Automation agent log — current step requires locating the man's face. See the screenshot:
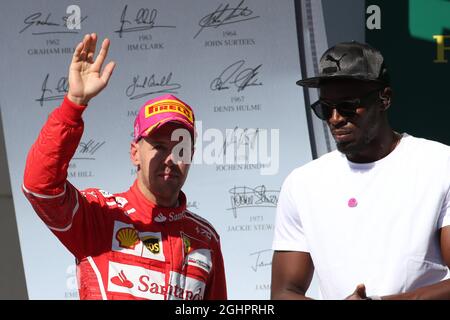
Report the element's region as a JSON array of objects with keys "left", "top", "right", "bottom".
[
  {"left": 319, "top": 80, "right": 384, "bottom": 155},
  {"left": 131, "top": 122, "right": 192, "bottom": 204}
]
